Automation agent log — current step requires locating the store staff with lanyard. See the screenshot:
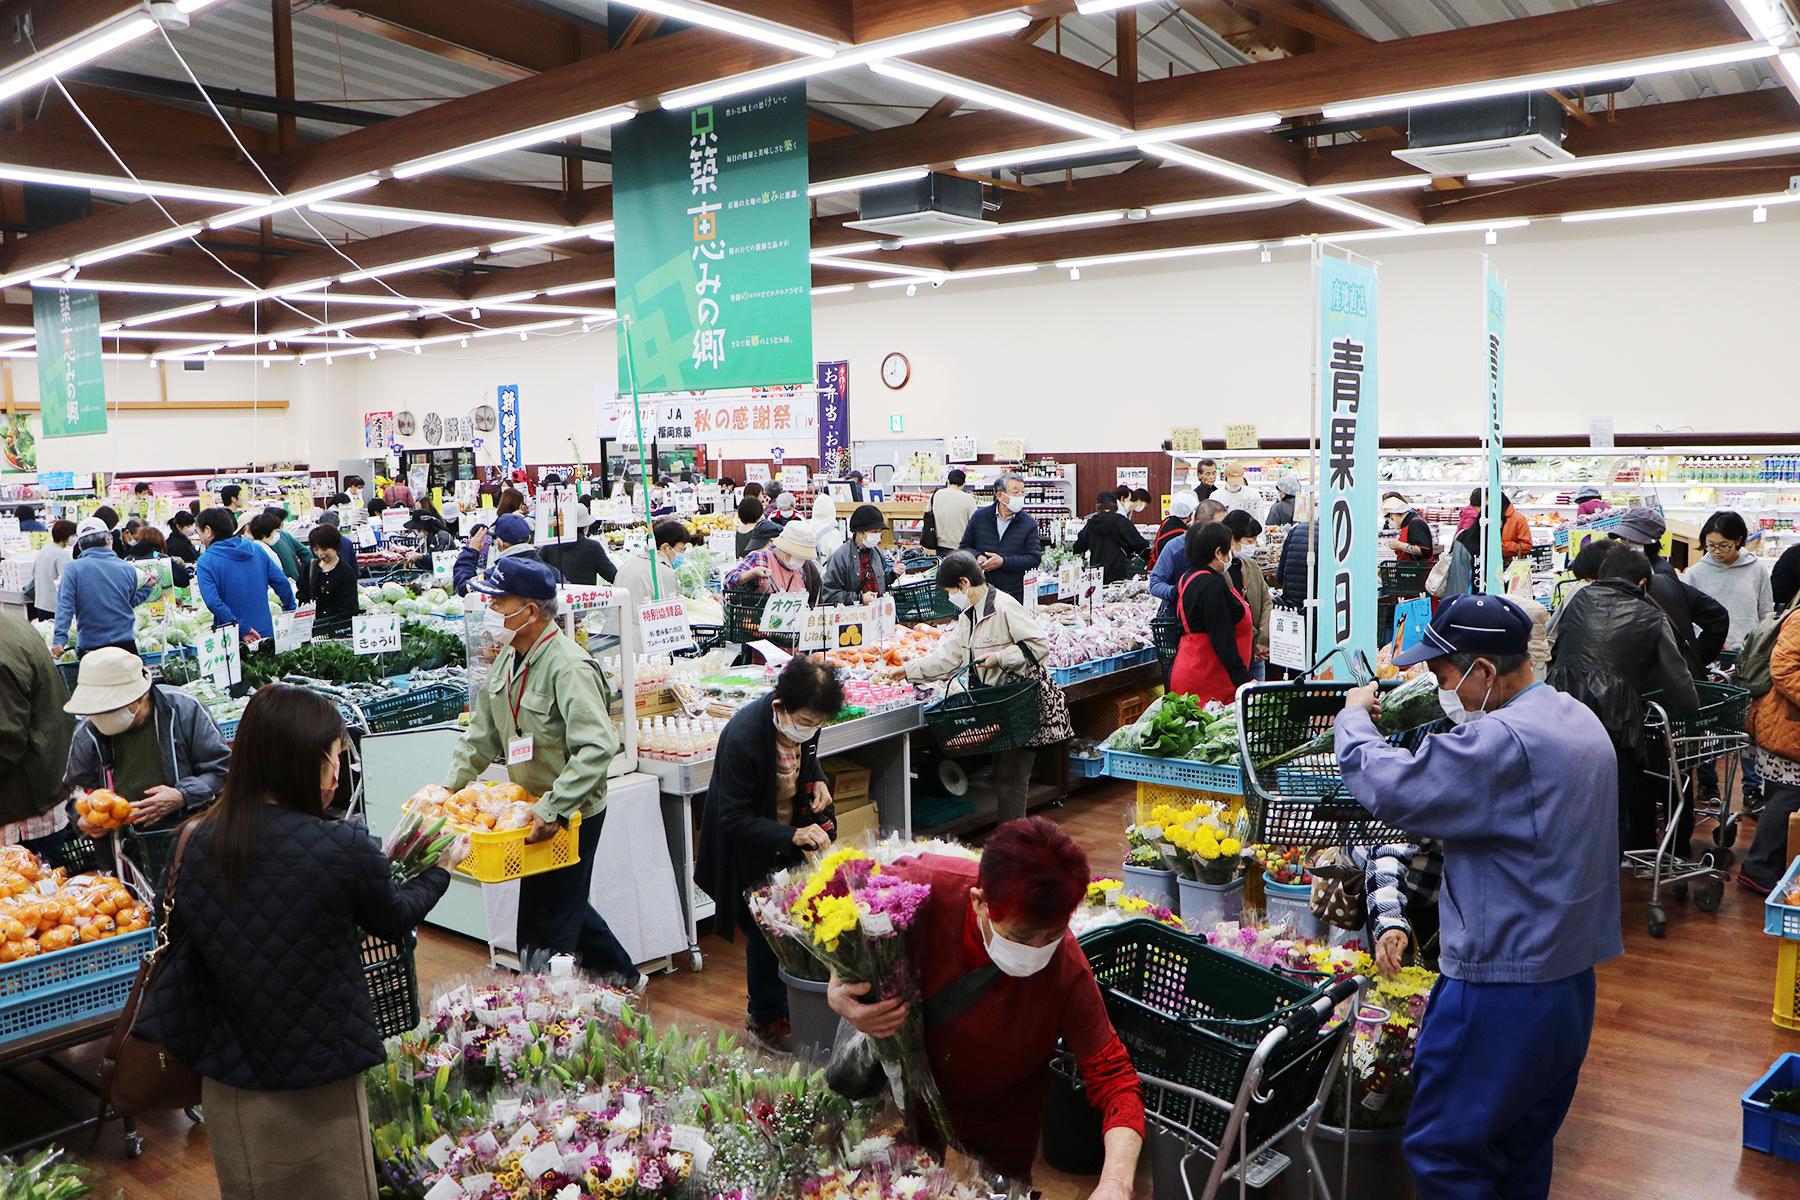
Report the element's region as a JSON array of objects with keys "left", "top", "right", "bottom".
[
  {"left": 1168, "top": 523, "right": 1254, "bottom": 705},
  {"left": 441, "top": 558, "right": 636, "bottom": 979},
  {"left": 1334, "top": 595, "right": 1621, "bottom": 1200}
]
